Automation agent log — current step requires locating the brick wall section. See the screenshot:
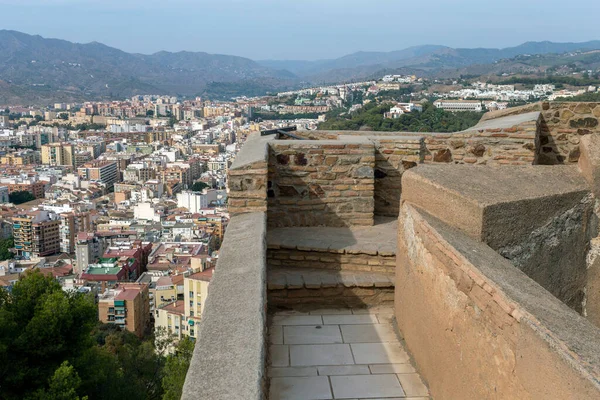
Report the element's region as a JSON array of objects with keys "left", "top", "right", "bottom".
[
  {"left": 538, "top": 102, "right": 600, "bottom": 164},
  {"left": 396, "top": 203, "right": 600, "bottom": 399},
  {"left": 228, "top": 159, "right": 269, "bottom": 214},
  {"left": 480, "top": 101, "right": 600, "bottom": 165},
  {"left": 267, "top": 140, "right": 375, "bottom": 227},
  {"left": 369, "top": 137, "right": 424, "bottom": 216},
  {"left": 267, "top": 247, "right": 395, "bottom": 274},
  {"left": 268, "top": 286, "right": 395, "bottom": 308},
  {"left": 421, "top": 119, "right": 537, "bottom": 165}
]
